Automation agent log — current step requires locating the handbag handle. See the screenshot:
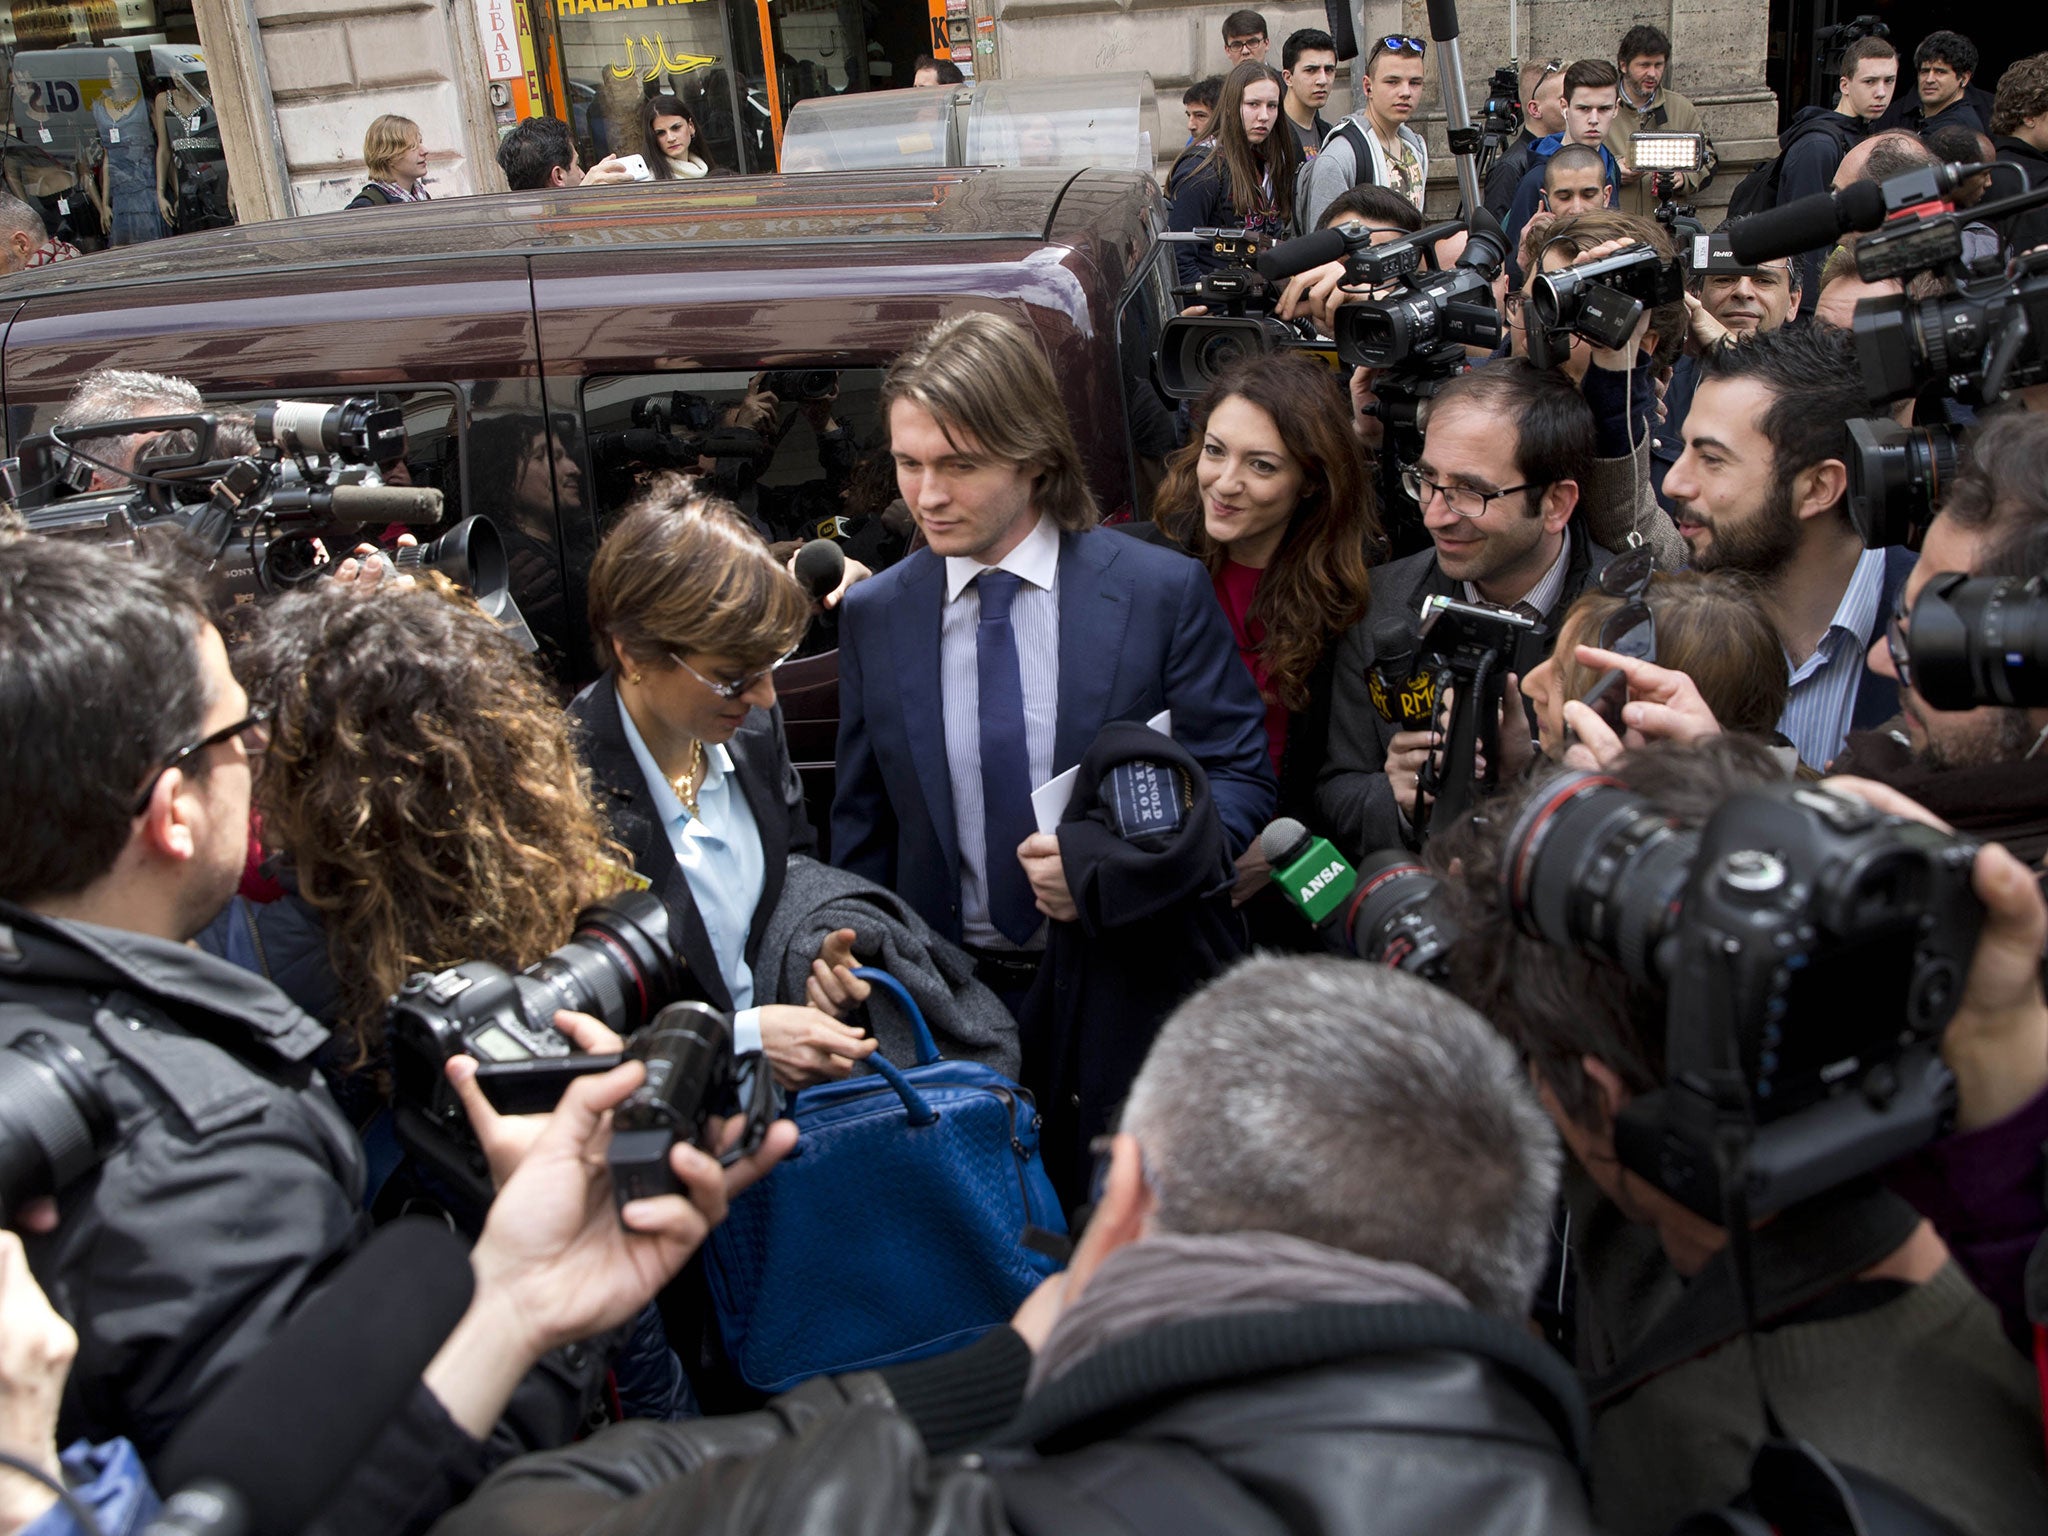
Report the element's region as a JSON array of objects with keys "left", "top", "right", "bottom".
[{"left": 850, "top": 967, "right": 943, "bottom": 1067}]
